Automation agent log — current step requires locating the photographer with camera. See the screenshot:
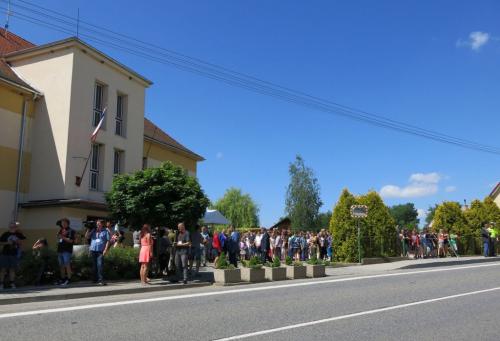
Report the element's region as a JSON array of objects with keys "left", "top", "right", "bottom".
[
  {"left": 85, "top": 219, "right": 110, "bottom": 285},
  {"left": 56, "top": 218, "right": 75, "bottom": 286}
]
